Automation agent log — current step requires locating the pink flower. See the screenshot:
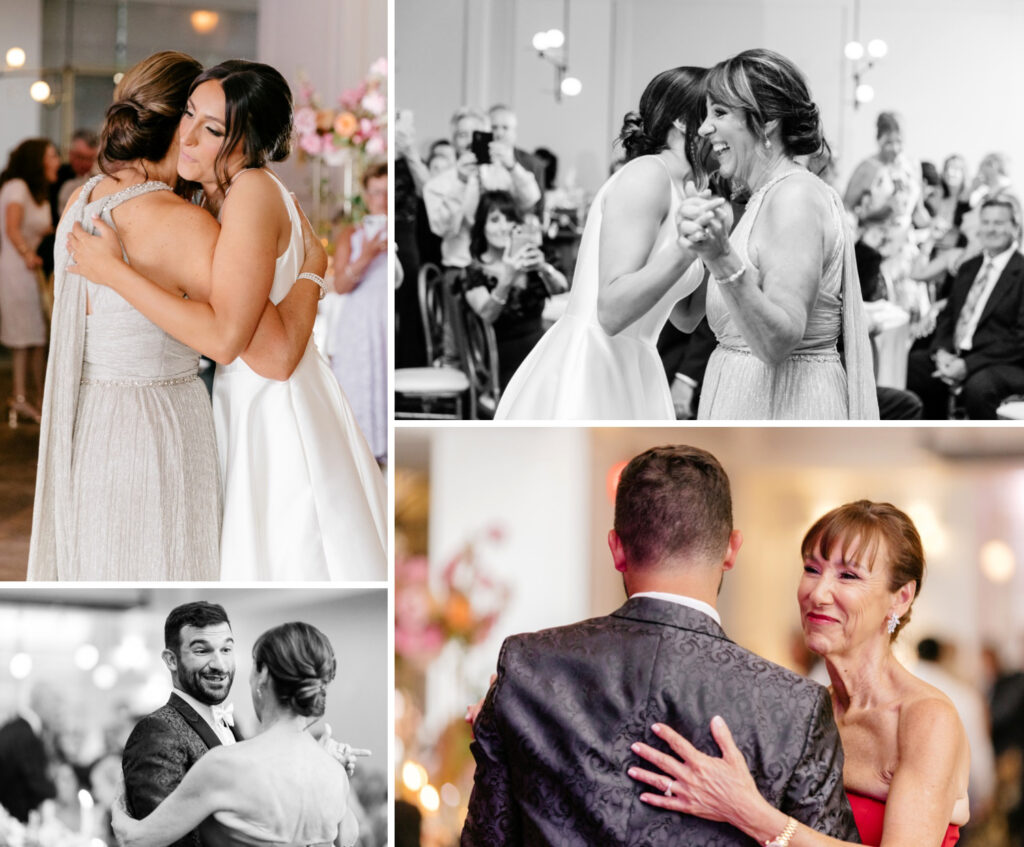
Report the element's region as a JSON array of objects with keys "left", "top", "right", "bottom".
[
  {"left": 339, "top": 83, "right": 366, "bottom": 111},
  {"left": 361, "top": 90, "right": 386, "bottom": 116},
  {"left": 369, "top": 57, "right": 388, "bottom": 78},
  {"left": 365, "top": 135, "right": 385, "bottom": 157},
  {"left": 299, "top": 133, "right": 323, "bottom": 156},
  {"left": 294, "top": 106, "right": 318, "bottom": 136}
]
